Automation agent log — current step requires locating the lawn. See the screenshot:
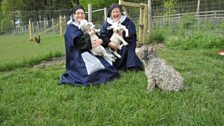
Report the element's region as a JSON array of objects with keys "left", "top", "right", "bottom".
[
  {"left": 0, "top": 33, "right": 224, "bottom": 125},
  {"left": 0, "top": 34, "right": 65, "bottom": 71}
]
